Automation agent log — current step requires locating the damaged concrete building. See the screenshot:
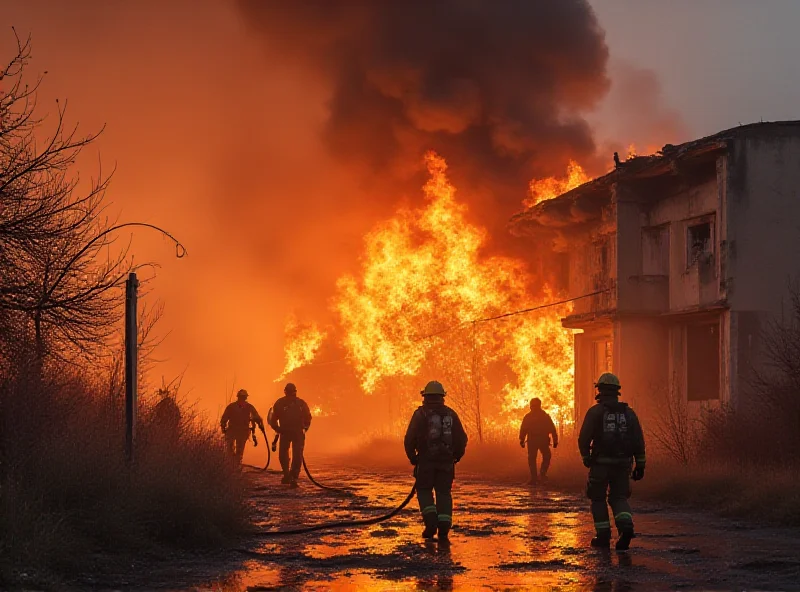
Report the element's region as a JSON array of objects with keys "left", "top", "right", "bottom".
[{"left": 510, "top": 121, "right": 800, "bottom": 423}]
